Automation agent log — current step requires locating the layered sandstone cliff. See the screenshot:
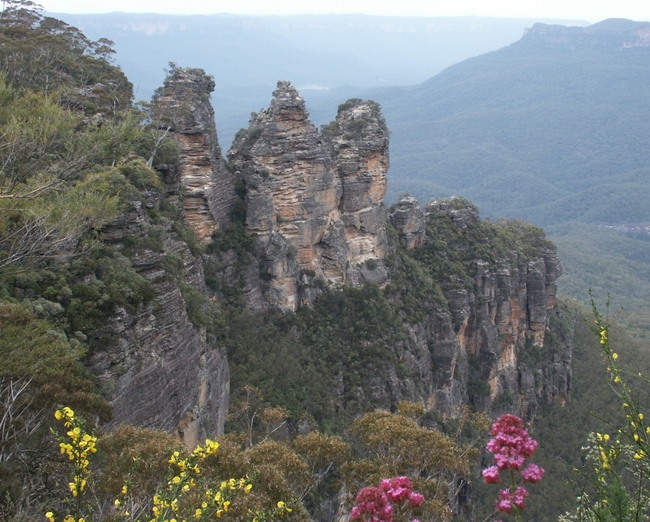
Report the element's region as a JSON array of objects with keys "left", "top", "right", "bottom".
[
  {"left": 388, "top": 196, "right": 569, "bottom": 420},
  {"left": 87, "top": 193, "right": 229, "bottom": 449},
  {"left": 85, "top": 67, "right": 235, "bottom": 445},
  {"left": 88, "top": 73, "right": 569, "bottom": 442},
  {"left": 152, "top": 66, "right": 236, "bottom": 239},
  {"left": 228, "top": 82, "right": 389, "bottom": 310}
]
